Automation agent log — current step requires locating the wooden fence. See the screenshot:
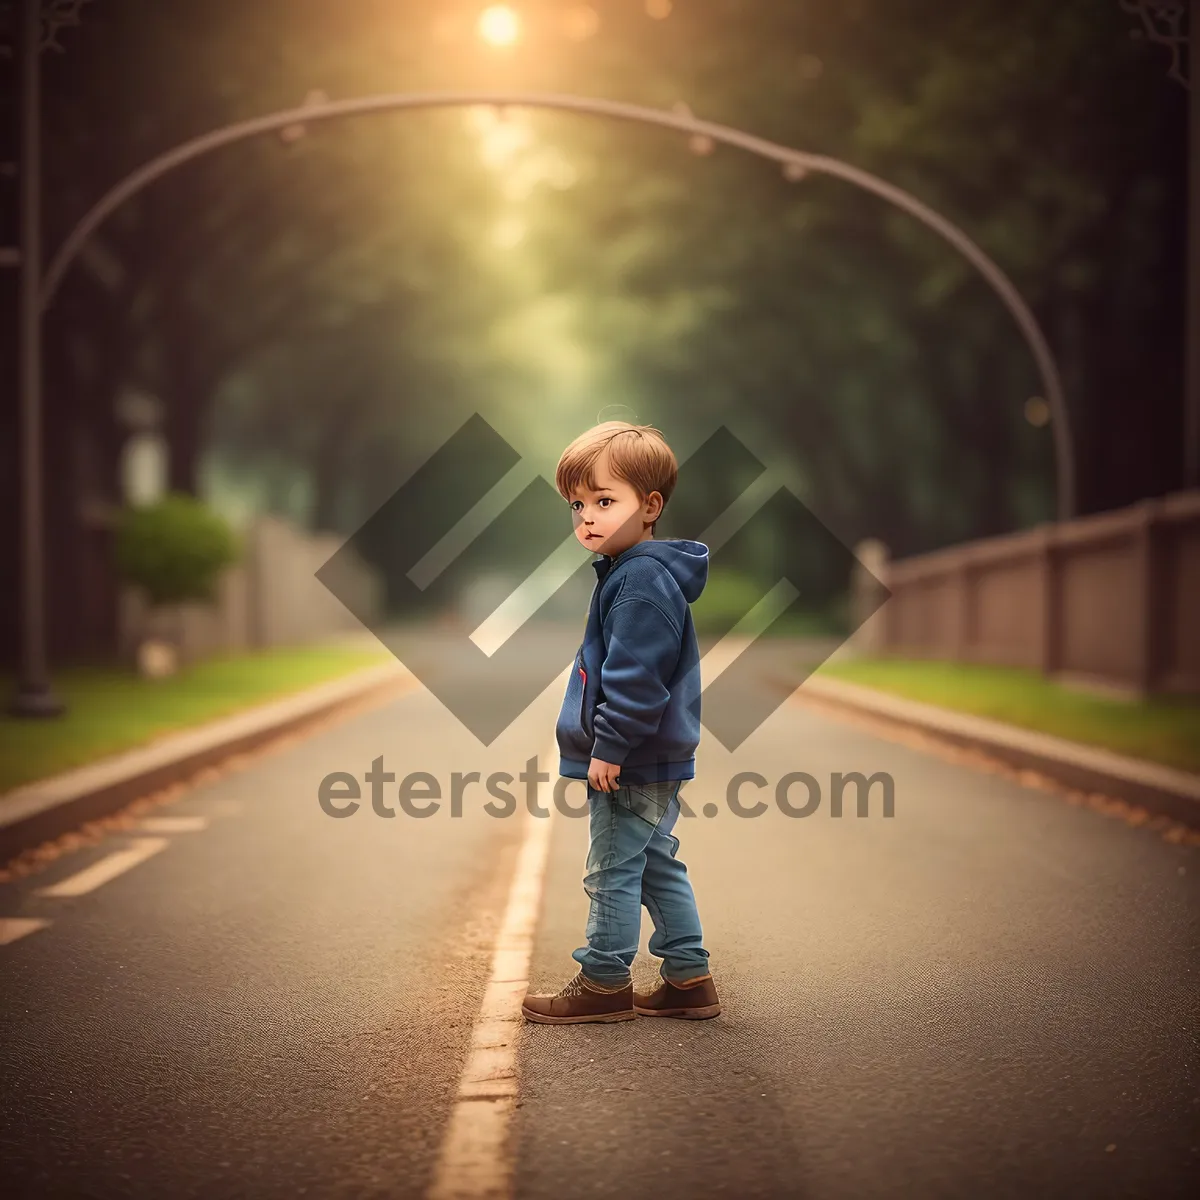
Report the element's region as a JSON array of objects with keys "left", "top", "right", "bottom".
[{"left": 852, "top": 490, "right": 1200, "bottom": 698}]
